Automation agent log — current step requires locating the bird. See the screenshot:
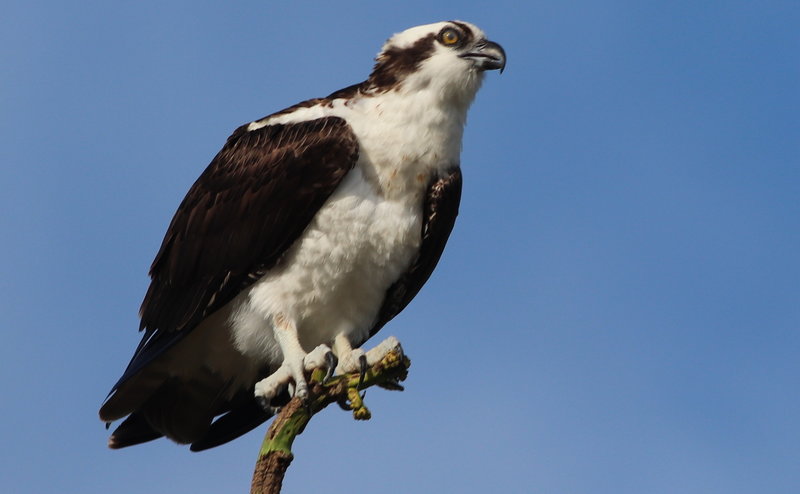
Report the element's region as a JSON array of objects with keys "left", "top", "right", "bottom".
[{"left": 99, "top": 20, "right": 505, "bottom": 451}]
